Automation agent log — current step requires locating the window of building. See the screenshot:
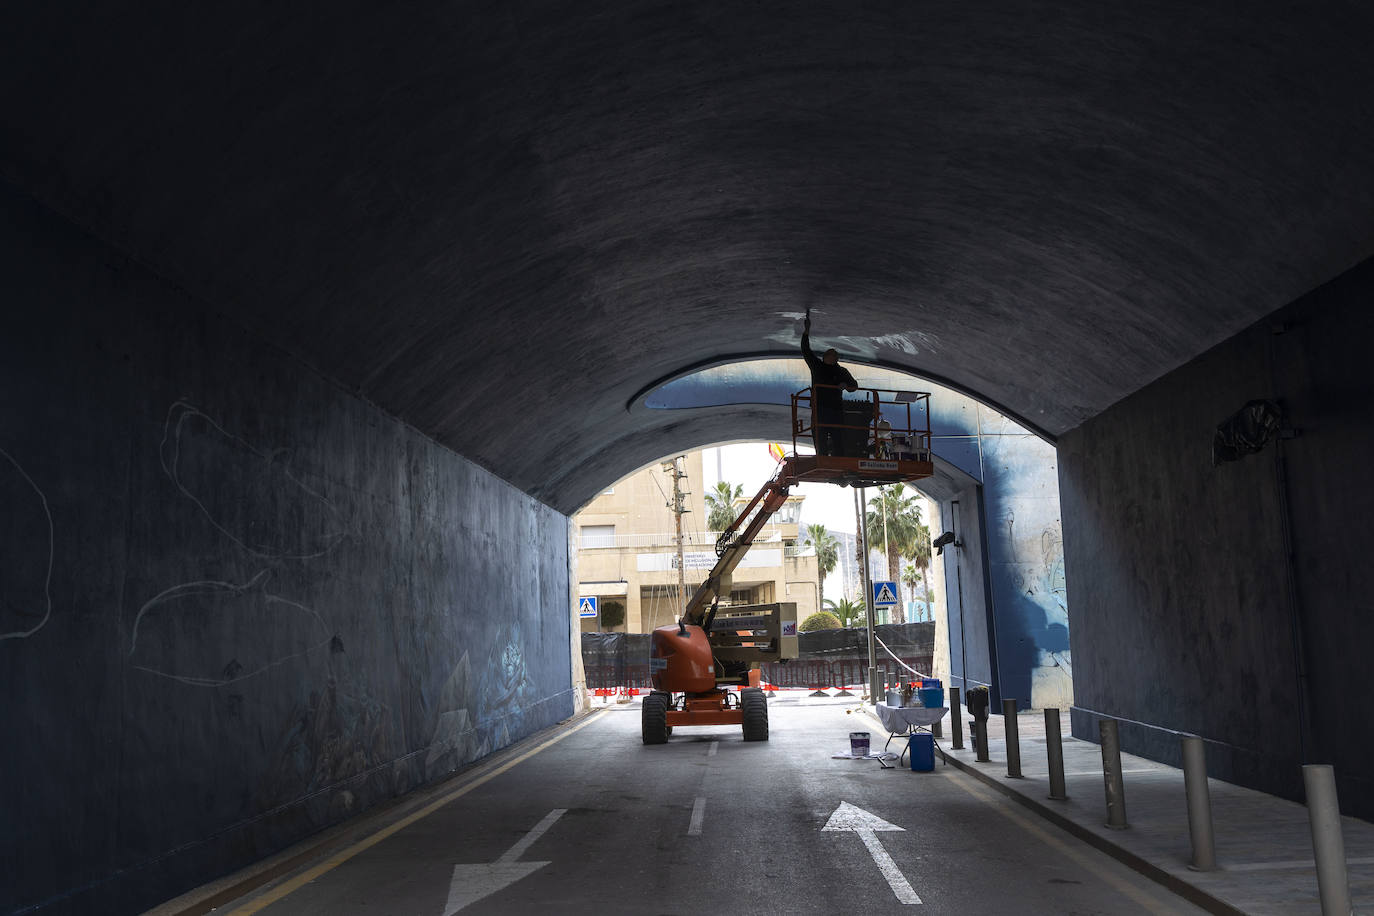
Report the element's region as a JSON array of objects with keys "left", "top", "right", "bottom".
[{"left": 580, "top": 525, "right": 616, "bottom": 548}]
